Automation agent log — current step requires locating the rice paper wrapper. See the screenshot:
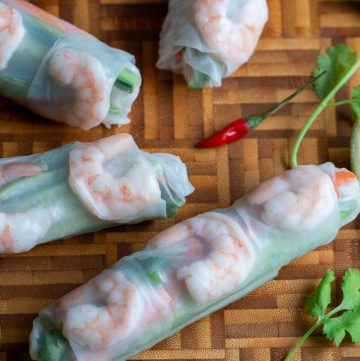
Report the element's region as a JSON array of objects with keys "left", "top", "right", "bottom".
[{"left": 29, "top": 163, "right": 360, "bottom": 361}]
